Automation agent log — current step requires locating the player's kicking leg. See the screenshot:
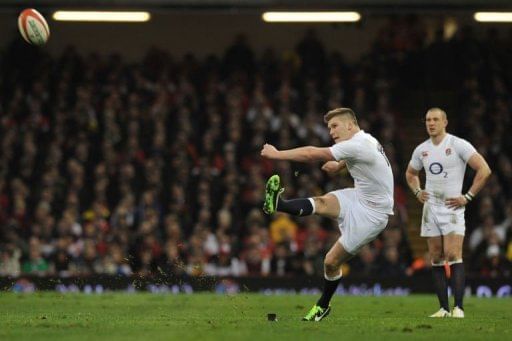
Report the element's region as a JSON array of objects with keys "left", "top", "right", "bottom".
[
  {"left": 263, "top": 174, "right": 338, "bottom": 219},
  {"left": 263, "top": 174, "right": 345, "bottom": 321},
  {"left": 263, "top": 175, "right": 284, "bottom": 215},
  {"left": 263, "top": 174, "right": 318, "bottom": 216}
]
